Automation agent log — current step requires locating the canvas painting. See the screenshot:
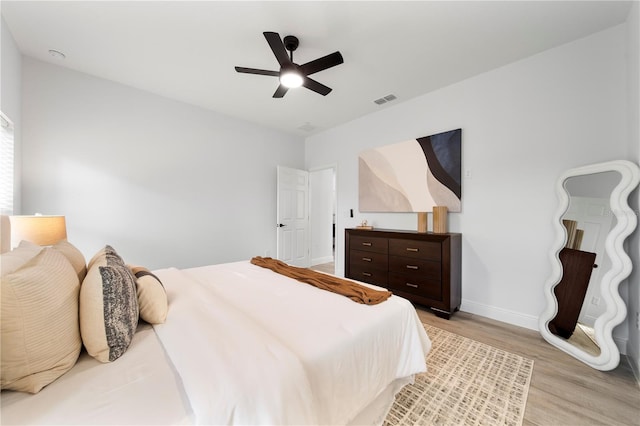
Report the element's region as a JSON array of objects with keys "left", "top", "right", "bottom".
[{"left": 359, "top": 128, "right": 461, "bottom": 212}]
